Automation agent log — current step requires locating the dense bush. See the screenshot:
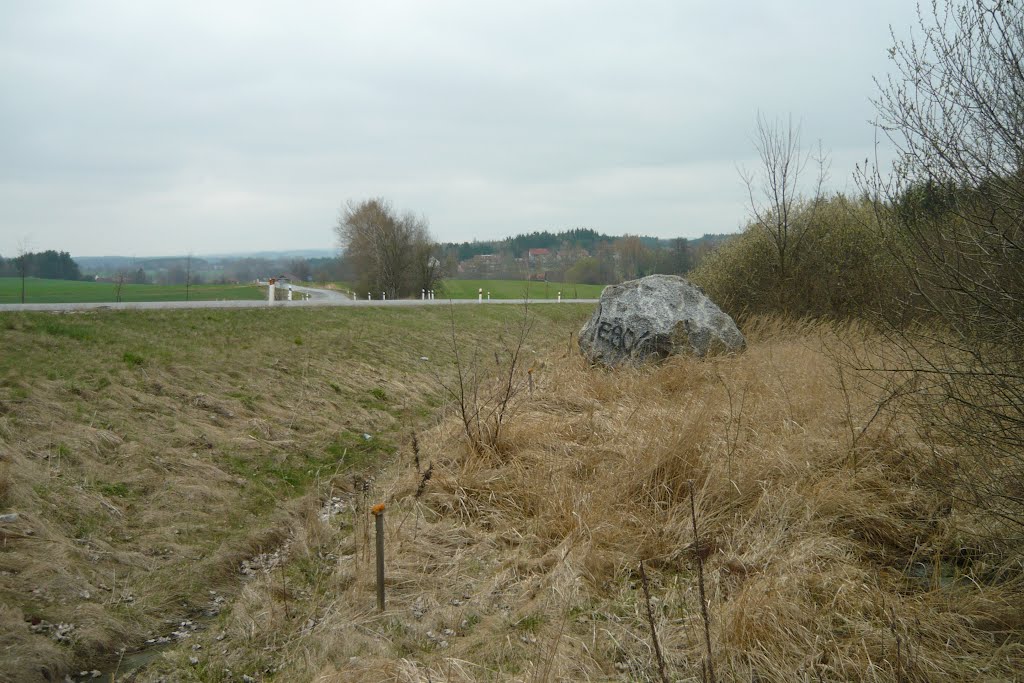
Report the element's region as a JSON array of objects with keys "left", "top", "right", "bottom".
[{"left": 690, "top": 195, "right": 904, "bottom": 321}]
